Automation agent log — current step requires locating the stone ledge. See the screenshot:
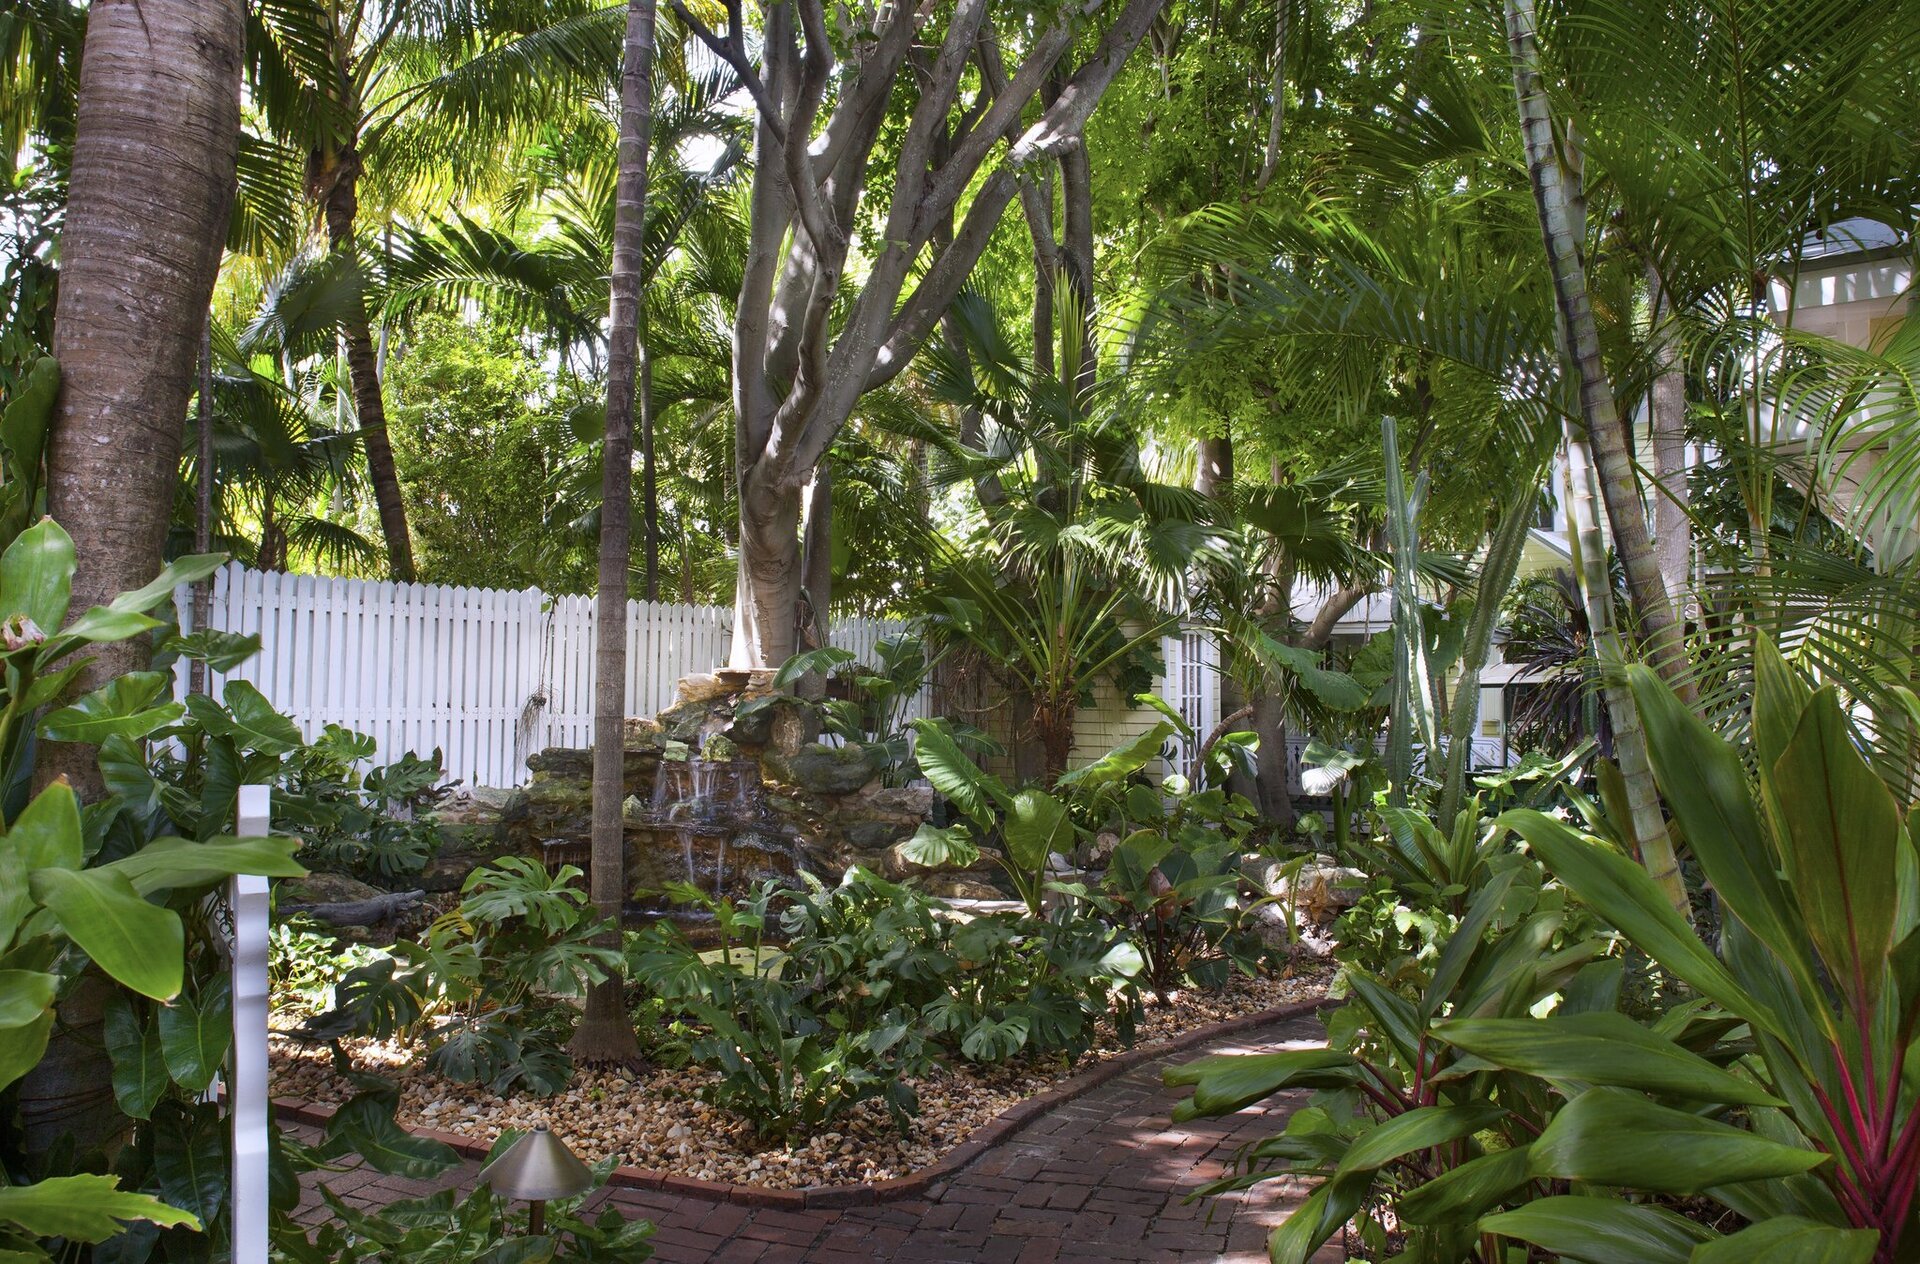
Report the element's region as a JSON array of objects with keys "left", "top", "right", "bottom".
[{"left": 274, "top": 993, "right": 1330, "bottom": 1212}]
